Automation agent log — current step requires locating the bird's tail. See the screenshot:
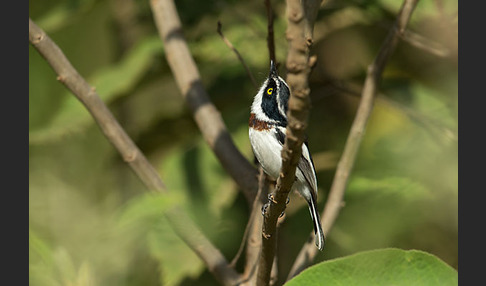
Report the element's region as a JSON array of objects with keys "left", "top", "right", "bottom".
[{"left": 307, "top": 196, "right": 325, "bottom": 251}]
